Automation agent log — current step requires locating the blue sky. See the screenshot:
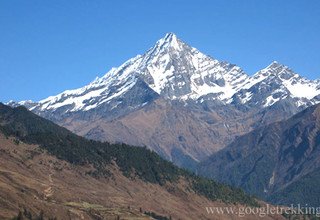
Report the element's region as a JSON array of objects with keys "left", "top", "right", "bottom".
[{"left": 1, "top": 0, "right": 320, "bottom": 102}]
